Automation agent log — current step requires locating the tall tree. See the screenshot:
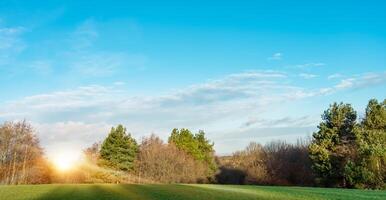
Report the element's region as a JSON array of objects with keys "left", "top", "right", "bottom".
[
  {"left": 309, "top": 102, "right": 358, "bottom": 187},
  {"left": 345, "top": 99, "right": 386, "bottom": 189},
  {"left": 100, "top": 125, "right": 138, "bottom": 171},
  {"left": 363, "top": 99, "right": 386, "bottom": 130}
]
